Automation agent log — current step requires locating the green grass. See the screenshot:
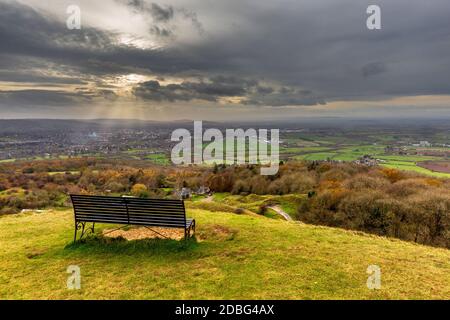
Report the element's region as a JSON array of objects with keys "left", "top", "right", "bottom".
[
  {"left": 262, "top": 208, "right": 284, "bottom": 220},
  {"left": 293, "top": 145, "right": 386, "bottom": 162},
  {"left": 0, "top": 159, "right": 16, "bottom": 163},
  {"left": 212, "top": 192, "right": 230, "bottom": 202},
  {"left": 377, "top": 155, "right": 441, "bottom": 162},
  {"left": 0, "top": 187, "right": 26, "bottom": 198},
  {"left": 0, "top": 209, "right": 448, "bottom": 299},
  {"left": 212, "top": 193, "right": 305, "bottom": 217},
  {"left": 376, "top": 155, "right": 450, "bottom": 178},
  {"left": 381, "top": 161, "right": 450, "bottom": 178},
  {"left": 190, "top": 194, "right": 207, "bottom": 202},
  {"left": 286, "top": 141, "right": 450, "bottom": 178},
  {"left": 143, "top": 153, "right": 170, "bottom": 165},
  {"left": 294, "top": 152, "right": 339, "bottom": 161}
]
